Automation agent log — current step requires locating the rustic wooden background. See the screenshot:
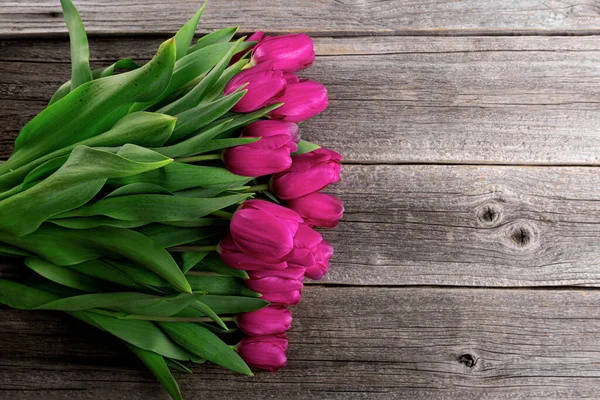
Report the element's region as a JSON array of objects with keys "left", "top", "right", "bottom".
[{"left": 2, "top": 1, "right": 600, "bottom": 399}]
